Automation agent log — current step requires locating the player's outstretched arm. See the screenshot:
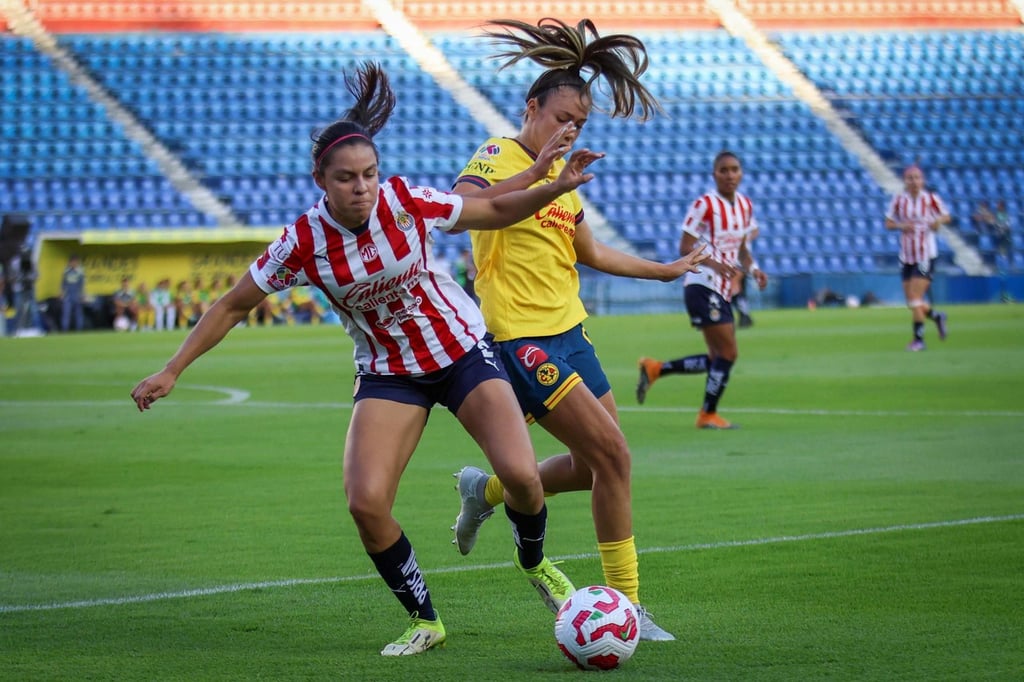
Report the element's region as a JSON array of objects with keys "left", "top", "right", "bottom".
[
  {"left": 575, "top": 222, "right": 708, "bottom": 281},
  {"left": 131, "top": 273, "right": 267, "bottom": 412}
]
